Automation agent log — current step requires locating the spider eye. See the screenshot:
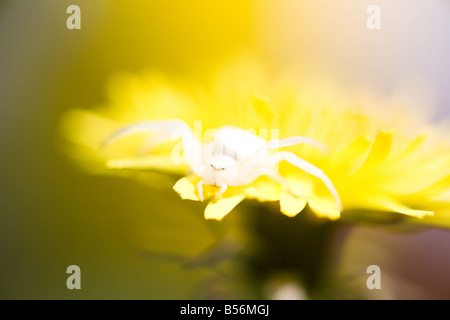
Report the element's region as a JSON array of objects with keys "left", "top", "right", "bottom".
[
  {"left": 210, "top": 163, "right": 226, "bottom": 171},
  {"left": 210, "top": 155, "right": 234, "bottom": 171}
]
